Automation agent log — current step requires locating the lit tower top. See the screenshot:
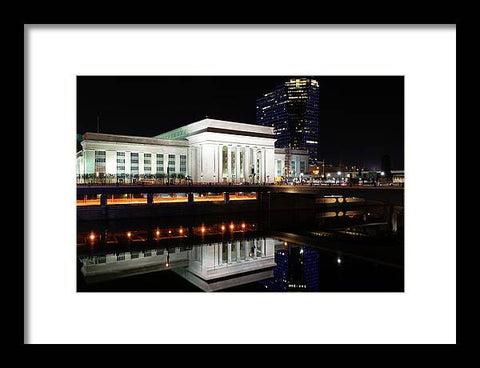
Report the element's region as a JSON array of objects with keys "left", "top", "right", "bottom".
[{"left": 256, "top": 77, "right": 320, "bottom": 166}]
